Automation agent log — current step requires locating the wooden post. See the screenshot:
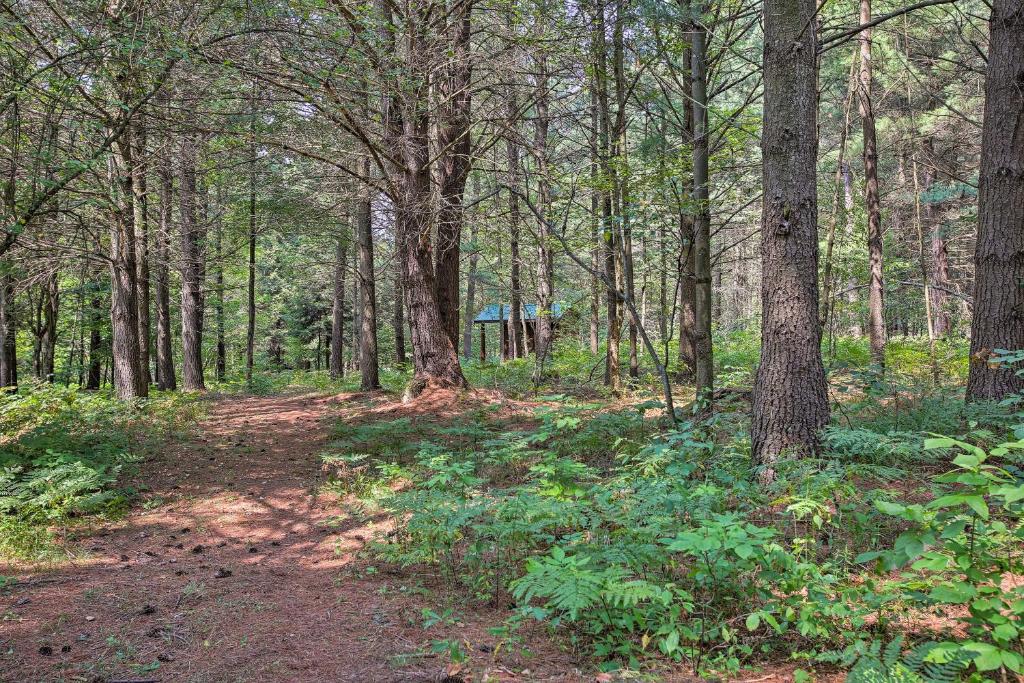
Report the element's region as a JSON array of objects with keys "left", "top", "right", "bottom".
[{"left": 479, "top": 323, "right": 486, "bottom": 363}]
